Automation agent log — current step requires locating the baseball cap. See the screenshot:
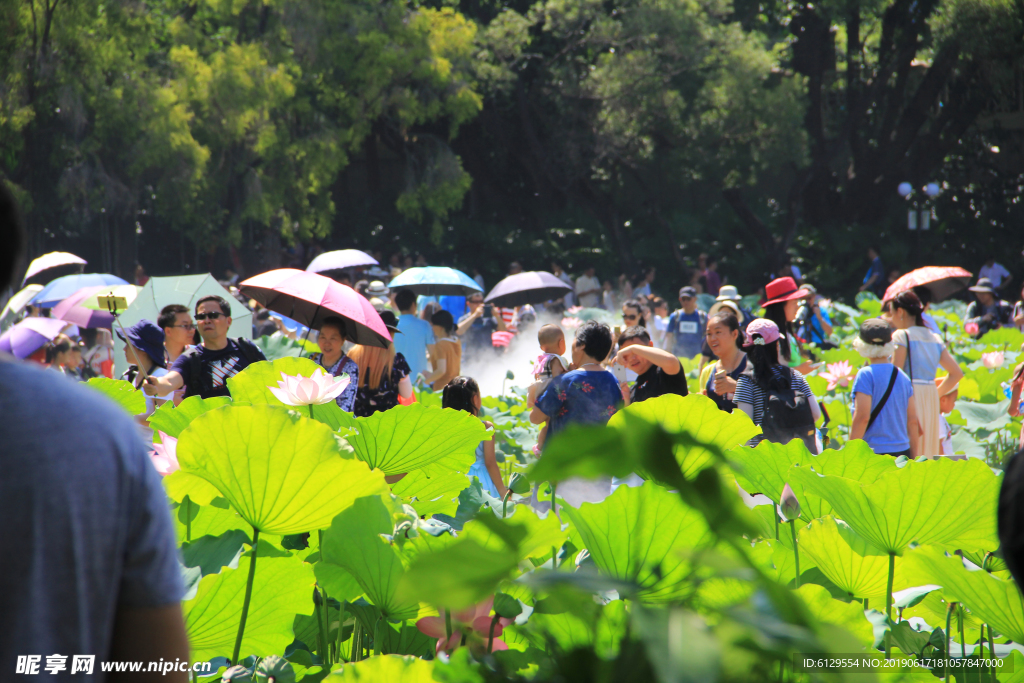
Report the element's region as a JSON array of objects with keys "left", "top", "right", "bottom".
[
  {"left": 859, "top": 317, "right": 893, "bottom": 345},
  {"left": 679, "top": 286, "right": 697, "bottom": 299}
]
